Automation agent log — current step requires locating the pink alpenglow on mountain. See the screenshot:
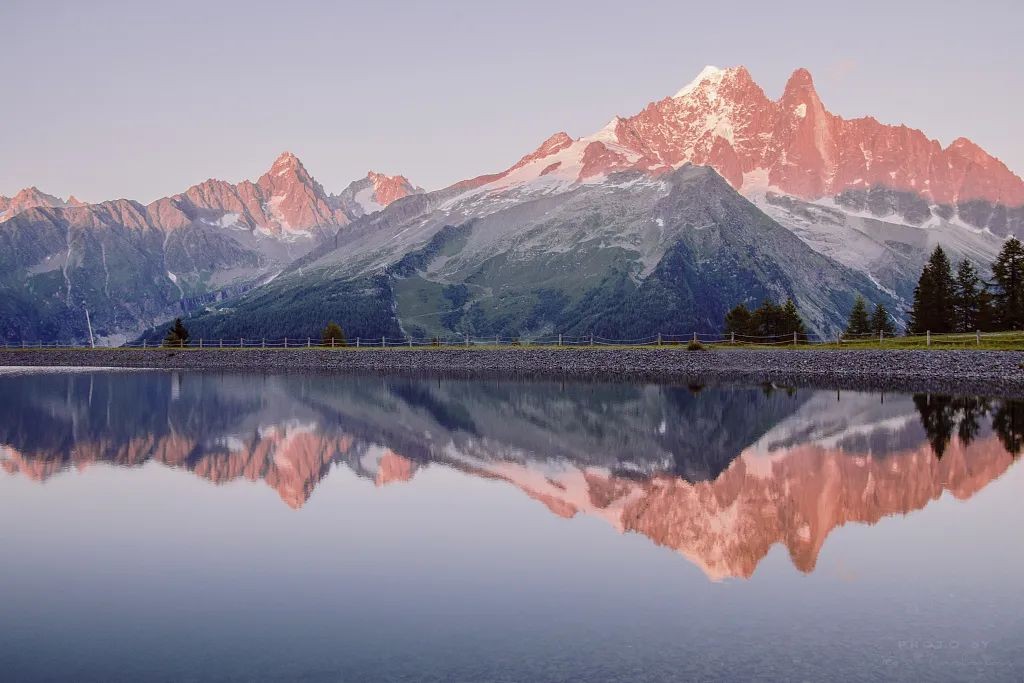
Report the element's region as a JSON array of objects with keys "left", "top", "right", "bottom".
[
  {"left": 173, "top": 151, "right": 349, "bottom": 236},
  {"left": 0, "top": 187, "right": 80, "bottom": 219},
  {"left": 332, "top": 171, "right": 423, "bottom": 219},
  {"left": 367, "top": 171, "right": 419, "bottom": 207},
  {"left": 145, "top": 151, "right": 418, "bottom": 237},
  {"left": 490, "top": 66, "right": 1024, "bottom": 209}
]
